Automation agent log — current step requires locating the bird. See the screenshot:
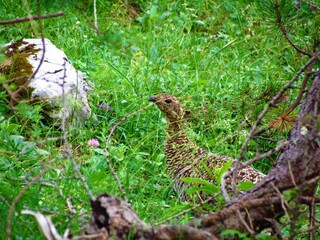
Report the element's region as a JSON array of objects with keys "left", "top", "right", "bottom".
[{"left": 149, "top": 93, "right": 265, "bottom": 201}]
